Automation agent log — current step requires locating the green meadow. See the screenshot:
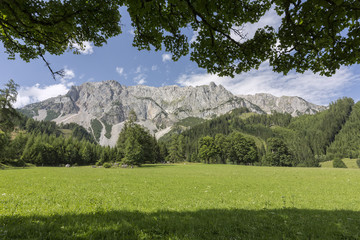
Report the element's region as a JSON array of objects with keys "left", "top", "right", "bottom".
[
  {"left": 1, "top": 164, "right": 360, "bottom": 239},
  {"left": 321, "top": 158, "right": 360, "bottom": 169}
]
